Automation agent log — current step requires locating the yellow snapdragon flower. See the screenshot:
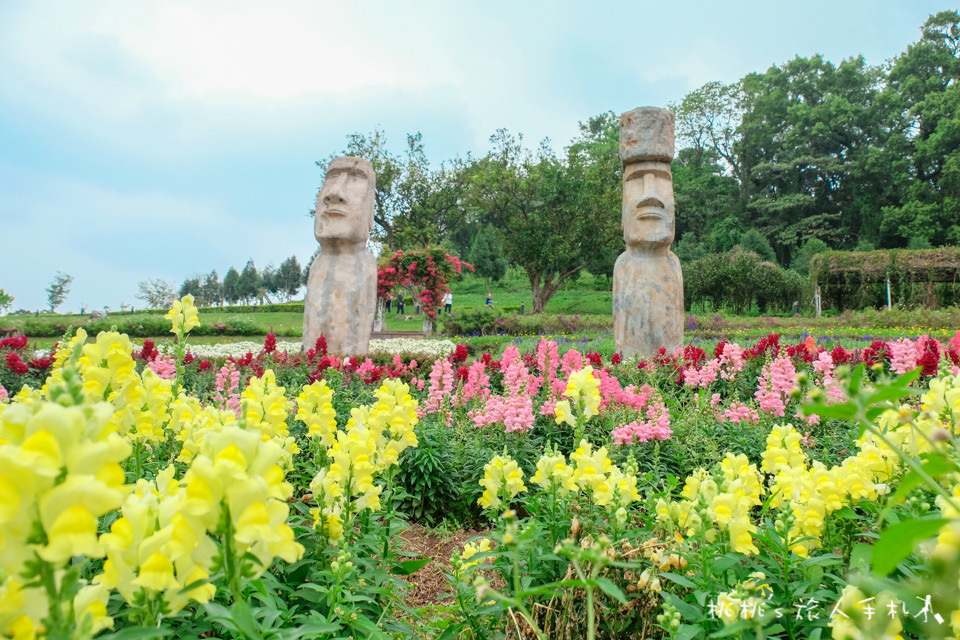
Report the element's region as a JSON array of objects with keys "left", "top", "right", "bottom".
[{"left": 166, "top": 294, "right": 200, "bottom": 335}]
